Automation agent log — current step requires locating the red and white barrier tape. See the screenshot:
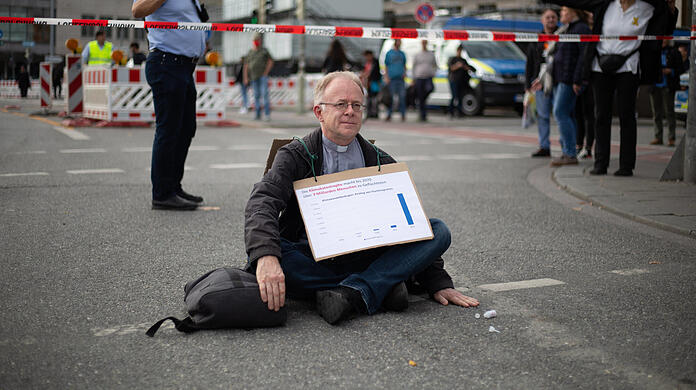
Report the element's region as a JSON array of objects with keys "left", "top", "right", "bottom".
[{"left": 1, "top": 17, "right": 695, "bottom": 42}]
